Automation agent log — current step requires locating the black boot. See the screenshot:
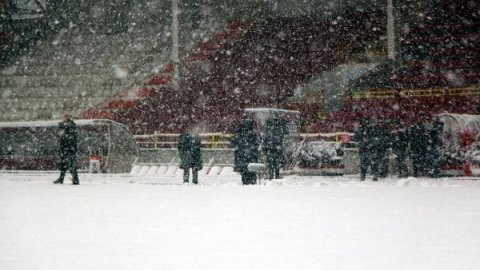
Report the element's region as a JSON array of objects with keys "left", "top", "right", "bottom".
[
  {"left": 72, "top": 172, "right": 80, "bottom": 185},
  {"left": 183, "top": 169, "right": 190, "bottom": 184},
  {"left": 53, "top": 179, "right": 63, "bottom": 184},
  {"left": 360, "top": 168, "right": 367, "bottom": 181}
]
